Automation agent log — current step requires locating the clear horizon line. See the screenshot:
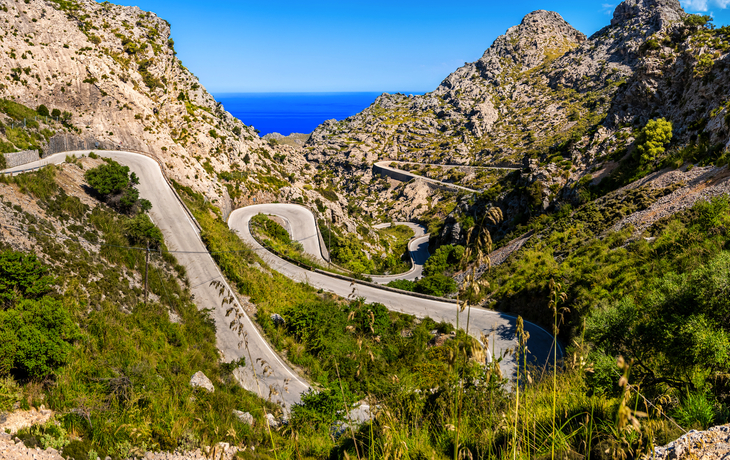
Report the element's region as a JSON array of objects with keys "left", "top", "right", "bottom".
[{"left": 212, "top": 90, "right": 430, "bottom": 95}]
